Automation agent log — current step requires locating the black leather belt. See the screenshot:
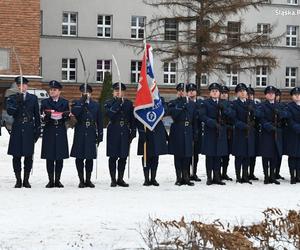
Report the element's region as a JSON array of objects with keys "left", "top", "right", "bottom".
[
  {"left": 178, "top": 121, "right": 190, "bottom": 126},
  {"left": 79, "top": 121, "right": 96, "bottom": 128},
  {"left": 49, "top": 119, "right": 64, "bottom": 126},
  {"left": 112, "top": 120, "right": 128, "bottom": 127}
]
